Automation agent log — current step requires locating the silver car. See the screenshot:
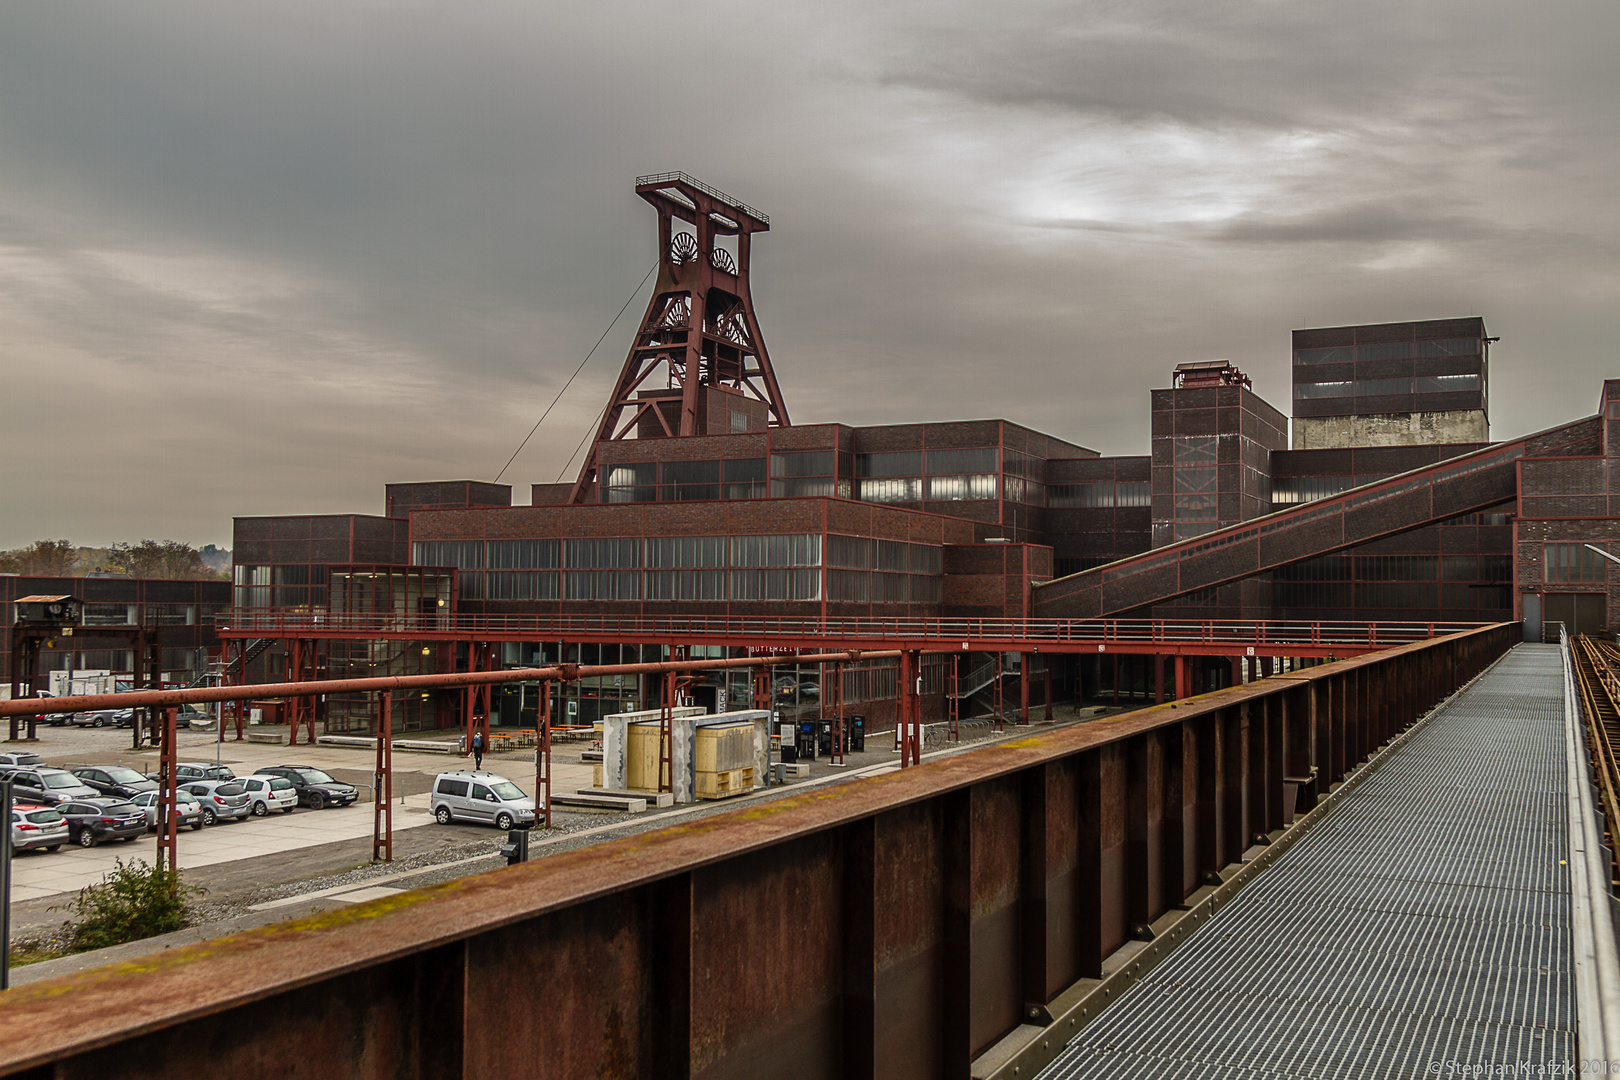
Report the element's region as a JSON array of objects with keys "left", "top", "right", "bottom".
[
  {"left": 430, "top": 770, "right": 538, "bottom": 831},
  {"left": 129, "top": 790, "right": 206, "bottom": 832},
  {"left": 176, "top": 762, "right": 236, "bottom": 782},
  {"left": 179, "top": 780, "right": 251, "bottom": 825},
  {"left": 10, "top": 804, "right": 69, "bottom": 853}
]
